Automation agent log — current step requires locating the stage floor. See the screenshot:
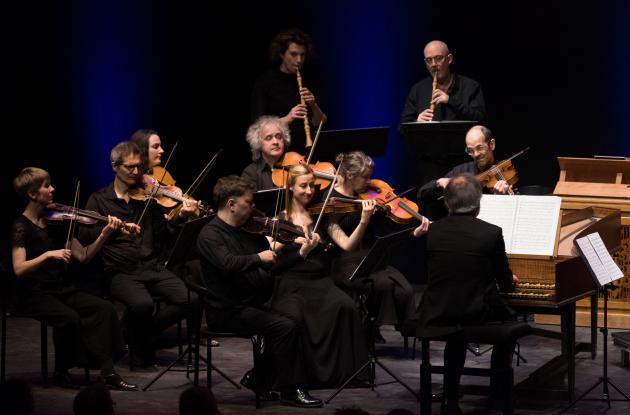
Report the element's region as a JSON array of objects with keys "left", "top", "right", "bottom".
[{"left": 3, "top": 317, "right": 630, "bottom": 414}]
